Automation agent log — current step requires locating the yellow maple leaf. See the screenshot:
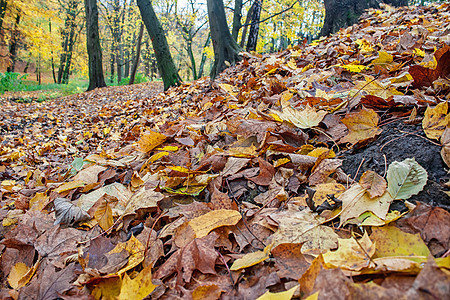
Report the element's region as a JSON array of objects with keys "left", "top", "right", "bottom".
[
  {"left": 339, "top": 64, "right": 366, "bottom": 73},
  {"left": 117, "top": 265, "right": 158, "bottom": 300},
  {"left": 230, "top": 243, "right": 273, "bottom": 271},
  {"left": 422, "top": 101, "right": 450, "bottom": 140},
  {"left": 340, "top": 107, "right": 382, "bottom": 145},
  {"left": 188, "top": 209, "right": 241, "bottom": 238},
  {"left": 256, "top": 286, "right": 299, "bottom": 300},
  {"left": 137, "top": 130, "right": 167, "bottom": 153},
  {"left": 371, "top": 50, "right": 393, "bottom": 65}
]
